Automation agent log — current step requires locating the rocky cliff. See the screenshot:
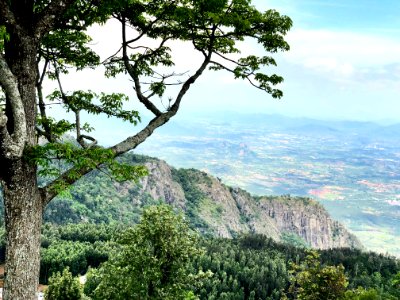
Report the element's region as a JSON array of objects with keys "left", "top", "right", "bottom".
[
  {"left": 135, "top": 156, "right": 361, "bottom": 250},
  {"left": 37, "top": 154, "right": 361, "bottom": 249}
]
